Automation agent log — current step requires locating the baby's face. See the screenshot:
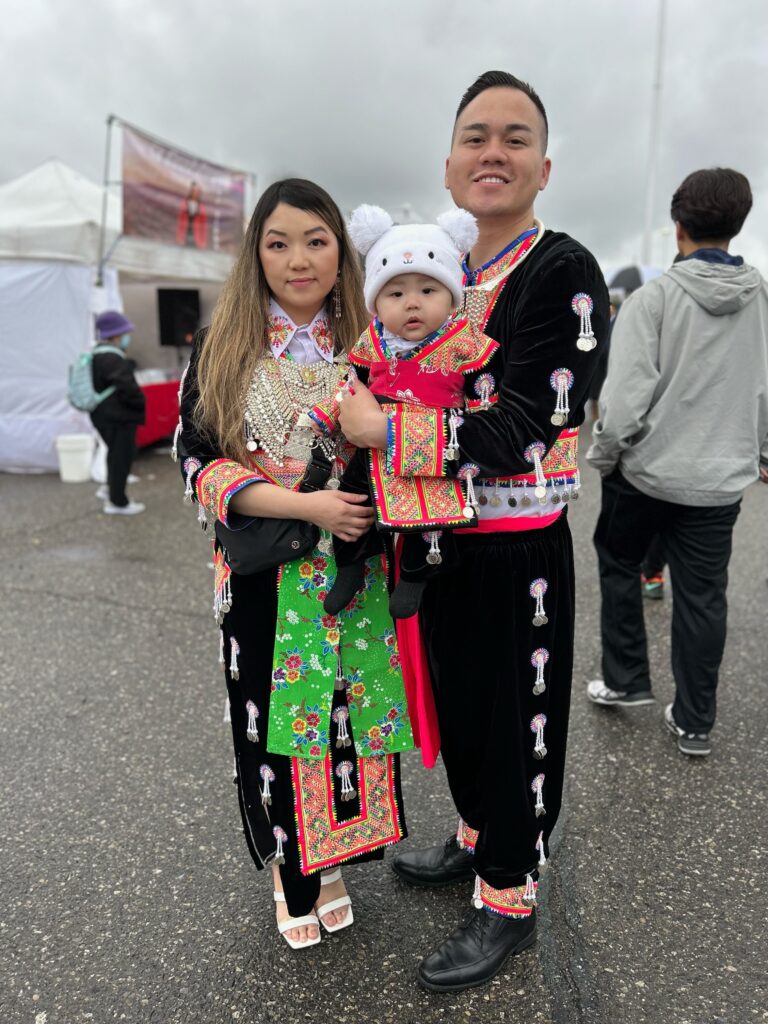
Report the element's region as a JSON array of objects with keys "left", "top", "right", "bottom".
[{"left": 375, "top": 274, "right": 454, "bottom": 342}]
